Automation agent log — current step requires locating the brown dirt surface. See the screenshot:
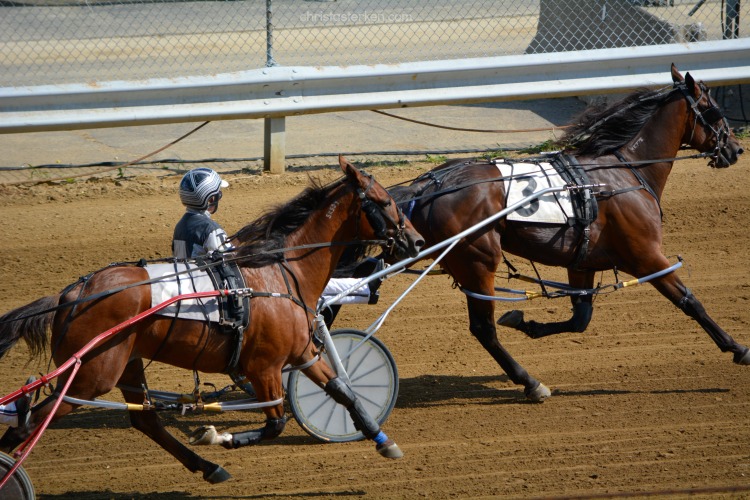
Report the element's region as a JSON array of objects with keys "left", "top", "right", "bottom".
[{"left": 1, "top": 146, "right": 750, "bottom": 500}]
